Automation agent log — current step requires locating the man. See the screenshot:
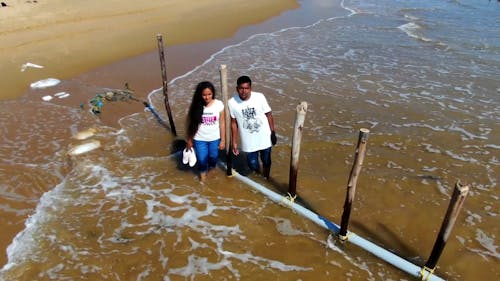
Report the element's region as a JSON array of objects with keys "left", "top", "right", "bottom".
[{"left": 228, "top": 75, "right": 277, "bottom": 179}]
